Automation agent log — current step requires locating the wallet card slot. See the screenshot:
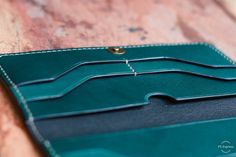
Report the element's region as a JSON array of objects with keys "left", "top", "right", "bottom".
[
  {"left": 0, "top": 48, "right": 125, "bottom": 86},
  {"left": 21, "top": 59, "right": 236, "bottom": 102},
  {"left": 1, "top": 43, "right": 235, "bottom": 86},
  {"left": 15, "top": 57, "right": 236, "bottom": 86},
  {"left": 17, "top": 57, "right": 236, "bottom": 87},
  {"left": 129, "top": 57, "right": 236, "bottom": 68},
  {"left": 28, "top": 72, "right": 236, "bottom": 119},
  {"left": 16, "top": 57, "right": 236, "bottom": 87},
  {"left": 17, "top": 60, "right": 125, "bottom": 86},
  {"left": 130, "top": 60, "right": 236, "bottom": 80},
  {"left": 19, "top": 62, "right": 133, "bottom": 101},
  {"left": 122, "top": 43, "right": 235, "bottom": 66}
]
